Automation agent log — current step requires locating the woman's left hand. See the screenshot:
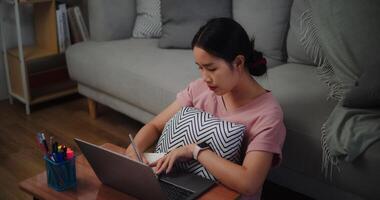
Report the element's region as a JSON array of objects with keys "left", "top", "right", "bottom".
[{"left": 149, "top": 144, "right": 196, "bottom": 174}]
